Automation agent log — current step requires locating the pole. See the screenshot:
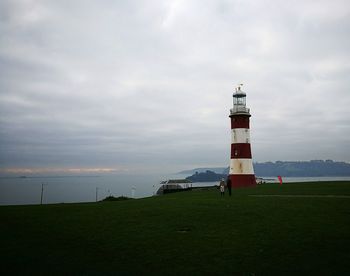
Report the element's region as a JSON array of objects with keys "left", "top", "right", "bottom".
[
  {"left": 96, "top": 187, "right": 98, "bottom": 202},
  {"left": 40, "top": 183, "right": 44, "bottom": 205}
]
